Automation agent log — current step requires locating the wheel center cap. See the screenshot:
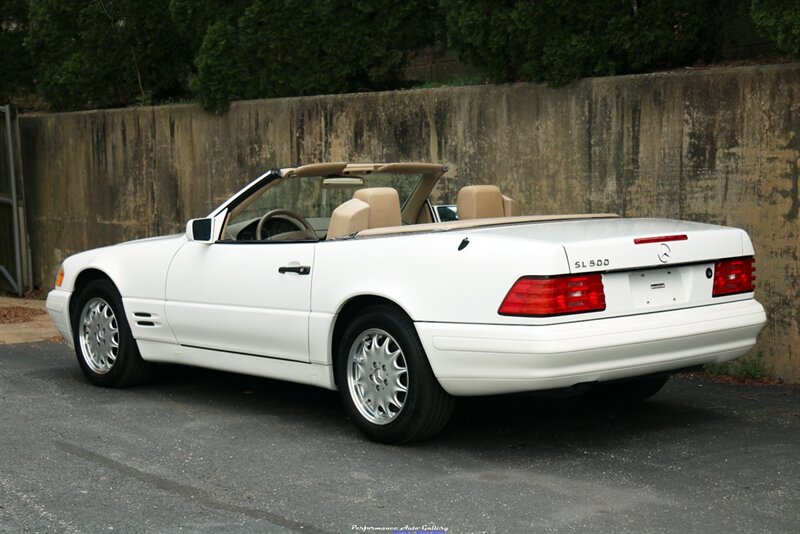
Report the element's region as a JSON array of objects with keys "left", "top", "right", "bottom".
[{"left": 371, "top": 366, "right": 385, "bottom": 386}]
